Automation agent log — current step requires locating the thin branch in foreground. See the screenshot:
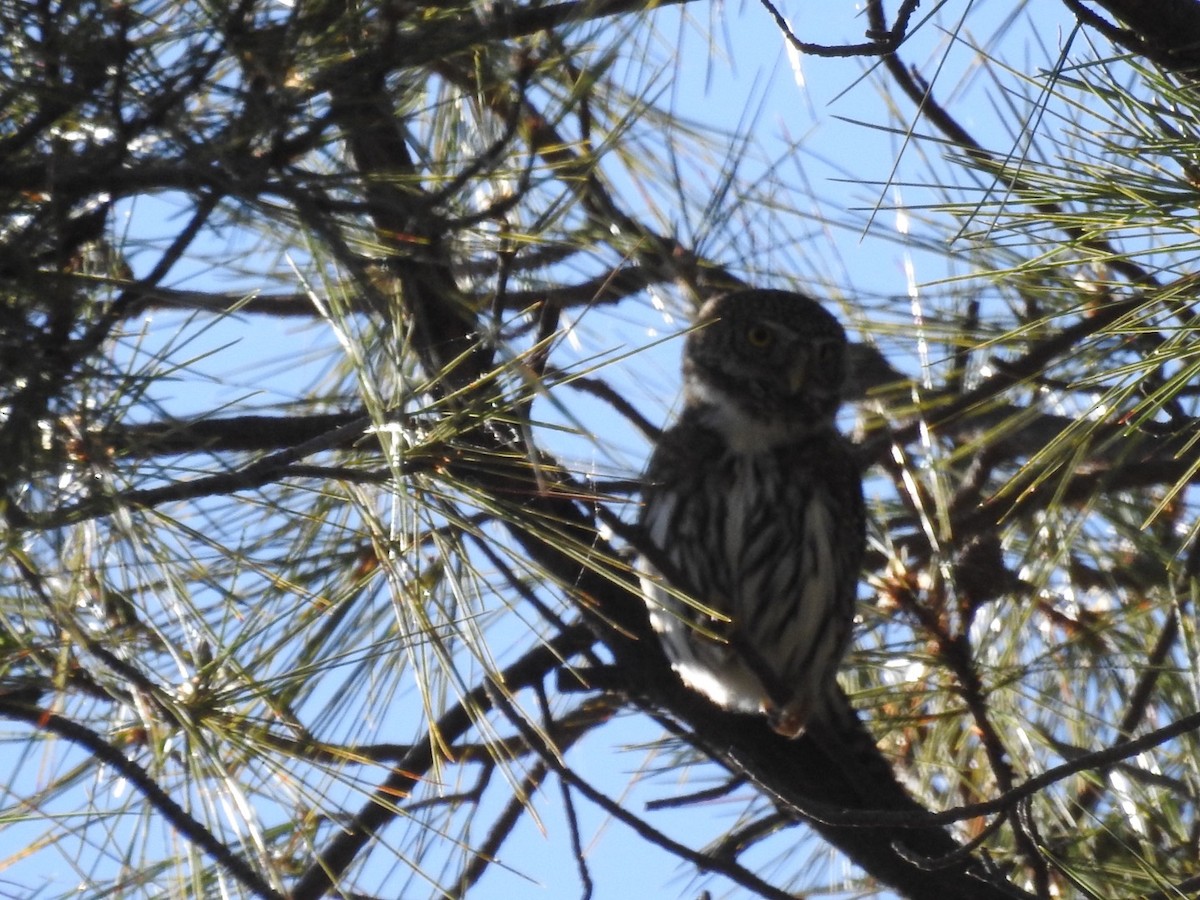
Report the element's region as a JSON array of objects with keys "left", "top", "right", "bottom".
[
  {"left": 452, "top": 759, "right": 550, "bottom": 898},
  {"left": 36, "top": 414, "right": 374, "bottom": 527},
  {"left": 538, "top": 684, "right": 595, "bottom": 900},
  {"left": 291, "top": 624, "right": 596, "bottom": 899},
  {"left": 645, "top": 776, "right": 746, "bottom": 811},
  {"left": 0, "top": 699, "right": 284, "bottom": 900},
  {"left": 551, "top": 368, "right": 662, "bottom": 440},
  {"left": 866, "top": 0, "right": 1157, "bottom": 290},
  {"left": 451, "top": 694, "right": 609, "bottom": 895},
  {"left": 485, "top": 682, "right": 802, "bottom": 900}
]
